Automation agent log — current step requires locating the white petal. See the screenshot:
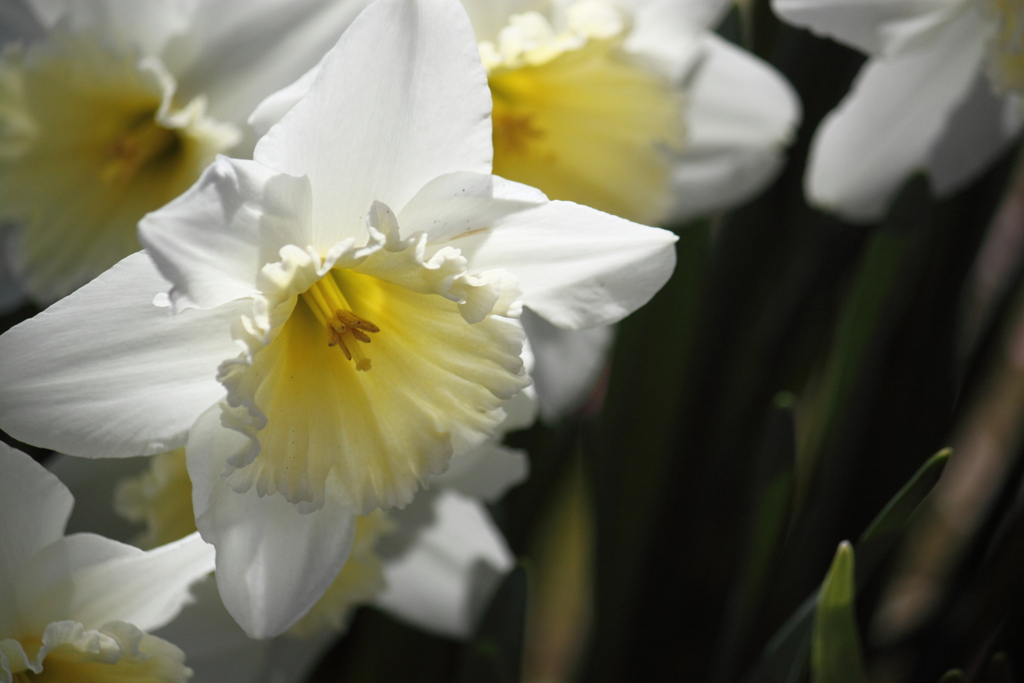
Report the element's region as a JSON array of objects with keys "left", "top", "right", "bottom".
[
  {"left": 154, "top": 575, "right": 335, "bottom": 683},
  {"left": 0, "top": 442, "right": 73, "bottom": 634},
  {"left": 26, "top": 0, "right": 198, "bottom": 55},
  {"left": 926, "top": 75, "right": 1024, "bottom": 195},
  {"left": 770, "top": 0, "right": 963, "bottom": 56},
  {"left": 502, "top": 381, "right": 540, "bottom": 433},
  {"left": 397, "top": 172, "right": 548, "bottom": 241},
  {"left": 375, "top": 489, "right": 513, "bottom": 639},
  {"left": 247, "top": 61, "right": 320, "bottom": 139},
  {"left": 433, "top": 442, "right": 530, "bottom": 502},
  {"left": 459, "top": 0, "right": 542, "bottom": 42},
  {"left": 401, "top": 172, "right": 677, "bottom": 329},
  {"left": 805, "top": 9, "right": 991, "bottom": 222},
  {"left": 254, "top": 0, "right": 492, "bottom": 247},
  {"left": 669, "top": 33, "right": 801, "bottom": 220},
  {"left": 0, "top": 252, "right": 246, "bottom": 458},
  {"left": 139, "top": 156, "right": 313, "bottom": 312},
  {"left": 522, "top": 308, "right": 614, "bottom": 421},
  {"left": 187, "top": 405, "right": 358, "bottom": 639},
  {"left": 440, "top": 197, "right": 678, "bottom": 329},
  {"left": 48, "top": 454, "right": 150, "bottom": 543},
  {"left": 17, "top": 531, "right": 214, "bottom": 633},
  {"left": 619, "top": 0, "right": 715, "bottom": 79},
  {"left": 167, "top": 0, "right": 373, "bottom": 127}
]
